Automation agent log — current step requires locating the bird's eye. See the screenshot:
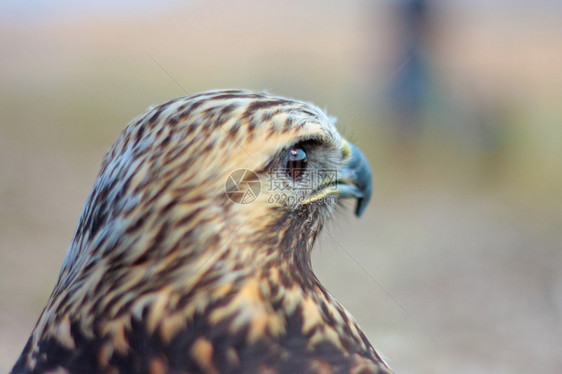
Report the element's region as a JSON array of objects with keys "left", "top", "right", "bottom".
[{"left": 285, "top": 147, "right": 307, "bottom": 179}]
